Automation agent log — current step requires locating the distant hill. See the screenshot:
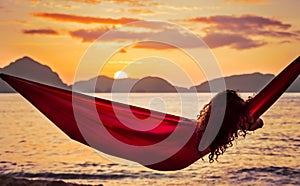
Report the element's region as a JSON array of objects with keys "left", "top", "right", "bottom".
[
  {"left": 0, "top": 56, "right": 299, "bottom": 93},
  {"left": 192, "top": 73, "right": 276, "bottom": 92},
  {"left": 192, "top": 73, "right": 299, "bottom": 92},
  {"left": 287, "top": 76, "right": 300, "bottom": 92},
  {"left": 72, "top": 76, "right": 139, "bottom": 92},
  {"left": 131, "top": 76, "right": 182, "bottom": 92},
  {"left": 0, "top": 57, "right": 68, "bottom": 93},
  {"left": 72, "top": 76, "right": 189, "bottom": 92}
]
